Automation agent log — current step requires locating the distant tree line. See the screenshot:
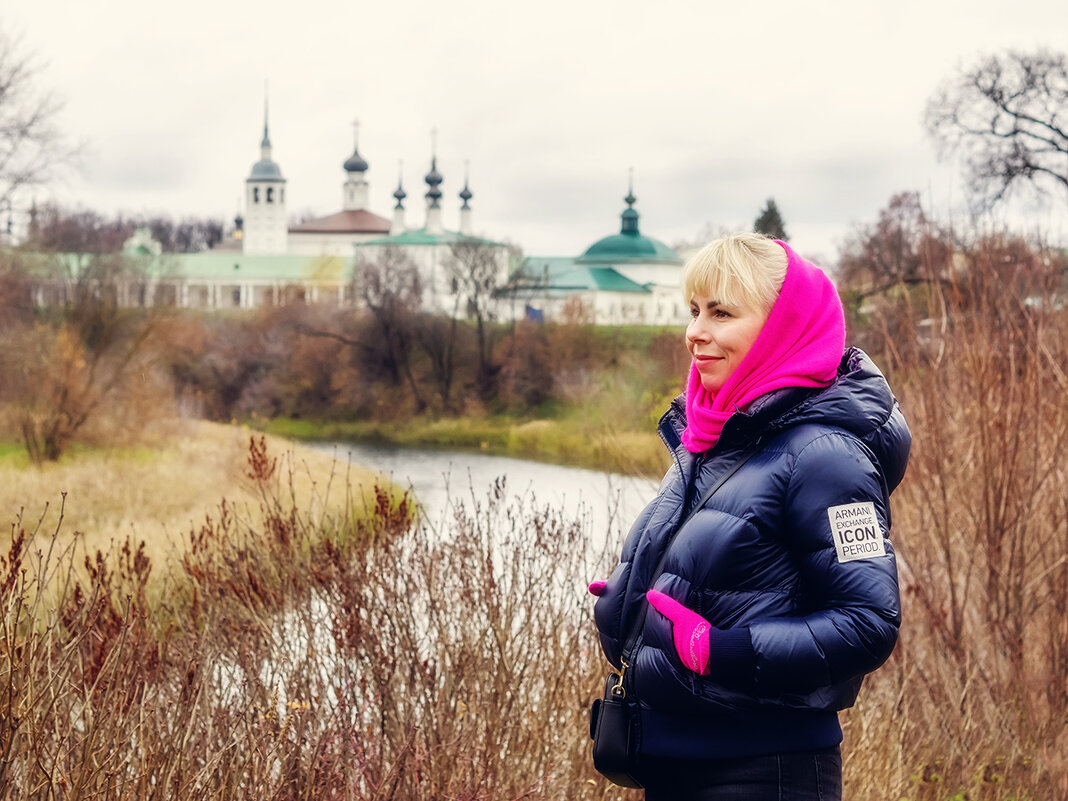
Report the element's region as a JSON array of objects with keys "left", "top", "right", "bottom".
[
  {"left": 1, "top": 188, "right": 1064, "bottom": 463},
  {"left": 24, "top": 203, "right": 225, "bottom": 254}
]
